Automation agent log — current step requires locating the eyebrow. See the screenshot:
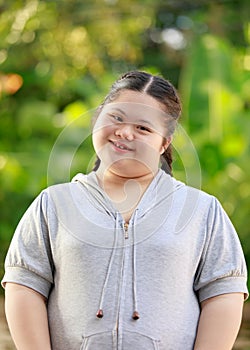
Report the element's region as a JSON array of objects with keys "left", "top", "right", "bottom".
[
  {"left": 109, "top": 107, "right": 155, "bottom": 128},
  {"left": 109, "top": 107, "right": 127, "bottom": 116}
]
